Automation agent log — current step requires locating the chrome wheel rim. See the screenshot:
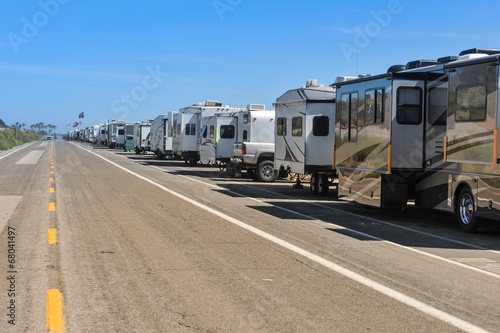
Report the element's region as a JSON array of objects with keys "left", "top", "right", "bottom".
[{"left": 459, "top": 193, "right": 474, "bottom": 225}]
